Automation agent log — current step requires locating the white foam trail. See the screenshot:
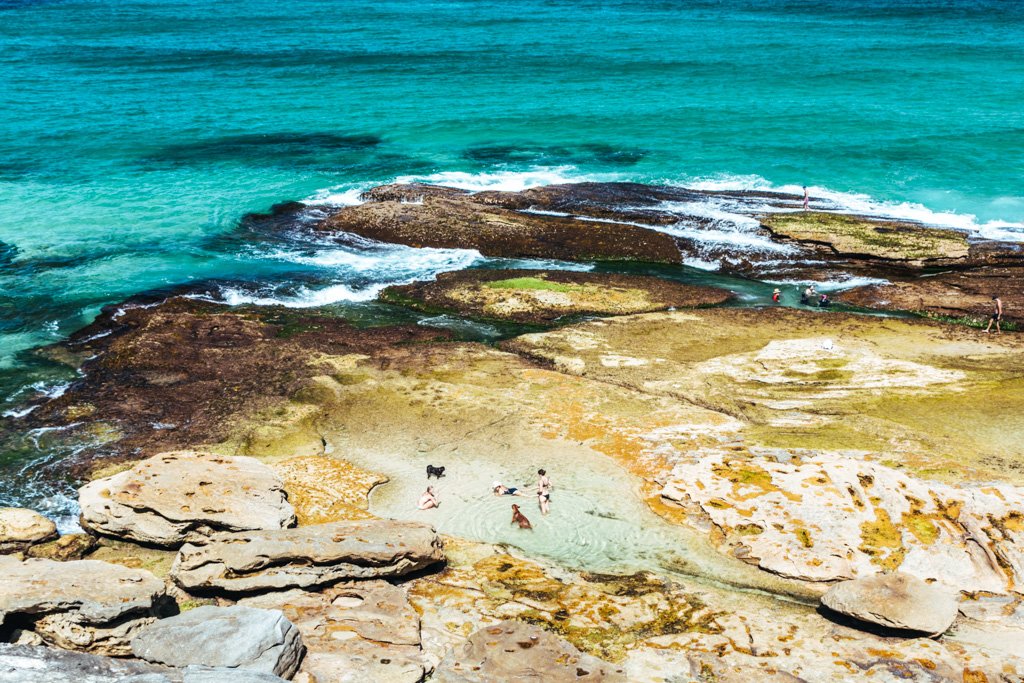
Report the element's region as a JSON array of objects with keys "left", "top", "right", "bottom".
[
  {"left": 683, "top": 173, "right": 1024, "bottom": 242},
  {"left": 765, "top": 276, "right": 890, "bottom": 291},
  {"left": 395, "top": 166, "right": 623, "bottom": 193},
  {"left": 198, "top": 241, "right": 483, "bottom": 308}
]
